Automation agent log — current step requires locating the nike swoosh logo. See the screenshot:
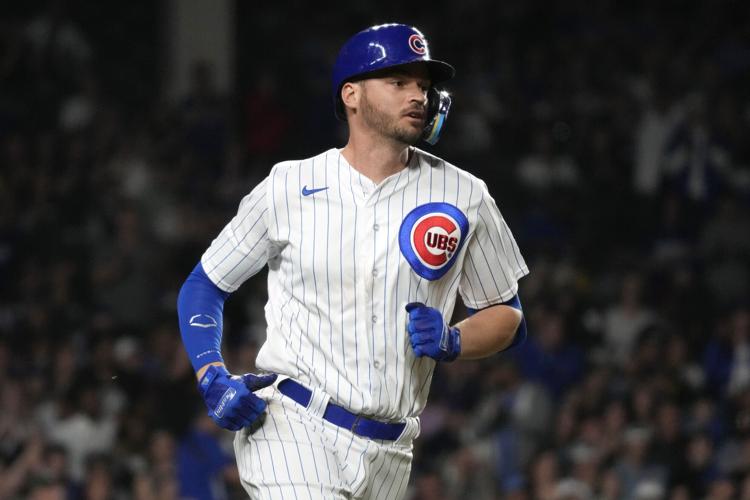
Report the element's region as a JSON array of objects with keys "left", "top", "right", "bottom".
[{"left": 302, "top": 185, "right": 329, "bottom": 196}]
